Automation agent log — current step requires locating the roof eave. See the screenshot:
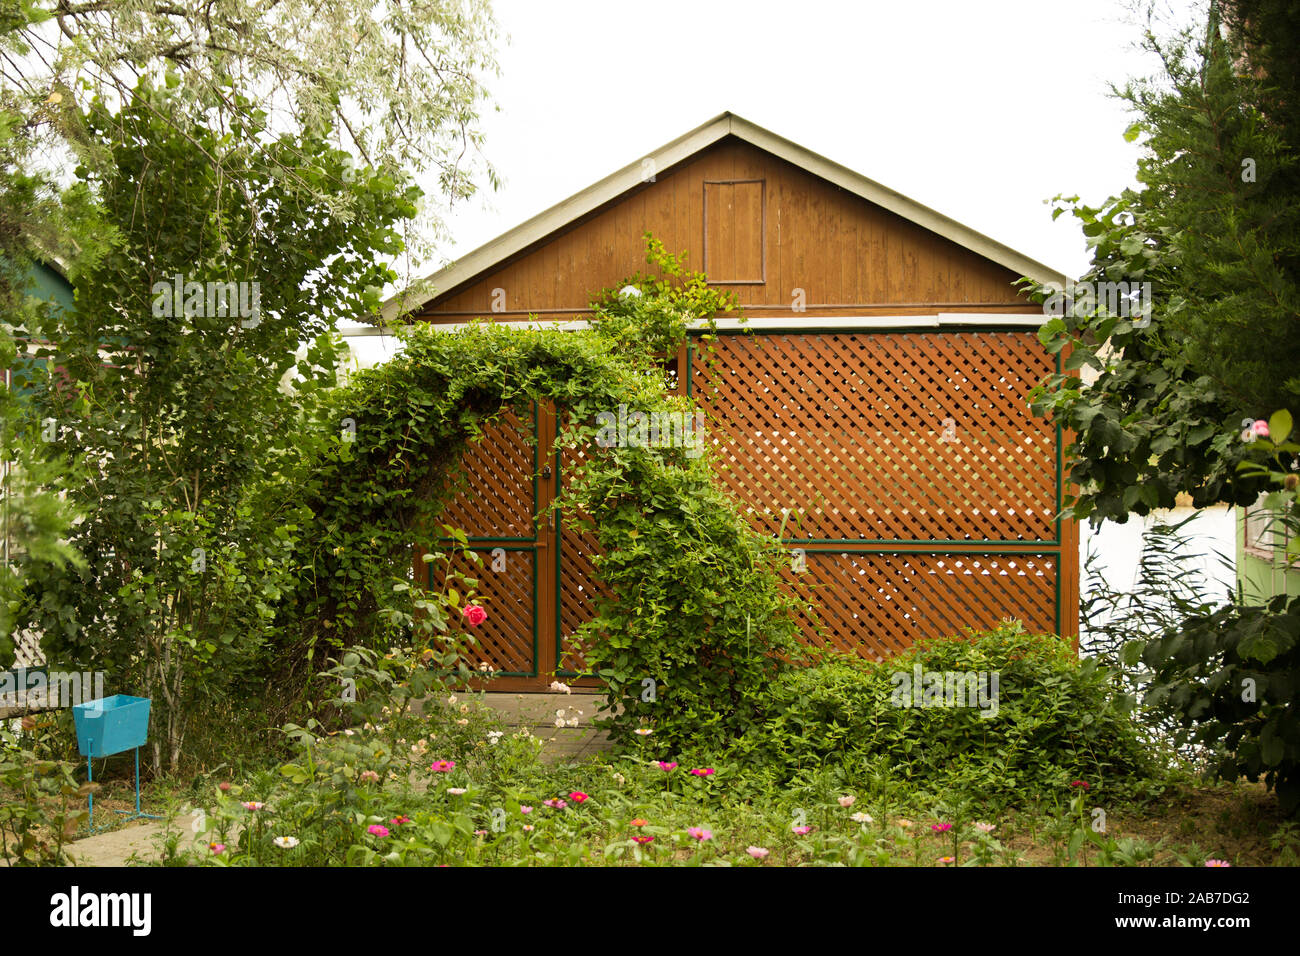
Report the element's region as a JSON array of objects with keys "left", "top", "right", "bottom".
[{"left": 376, "top": 111, "right": 1067, "bottom": 325}]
